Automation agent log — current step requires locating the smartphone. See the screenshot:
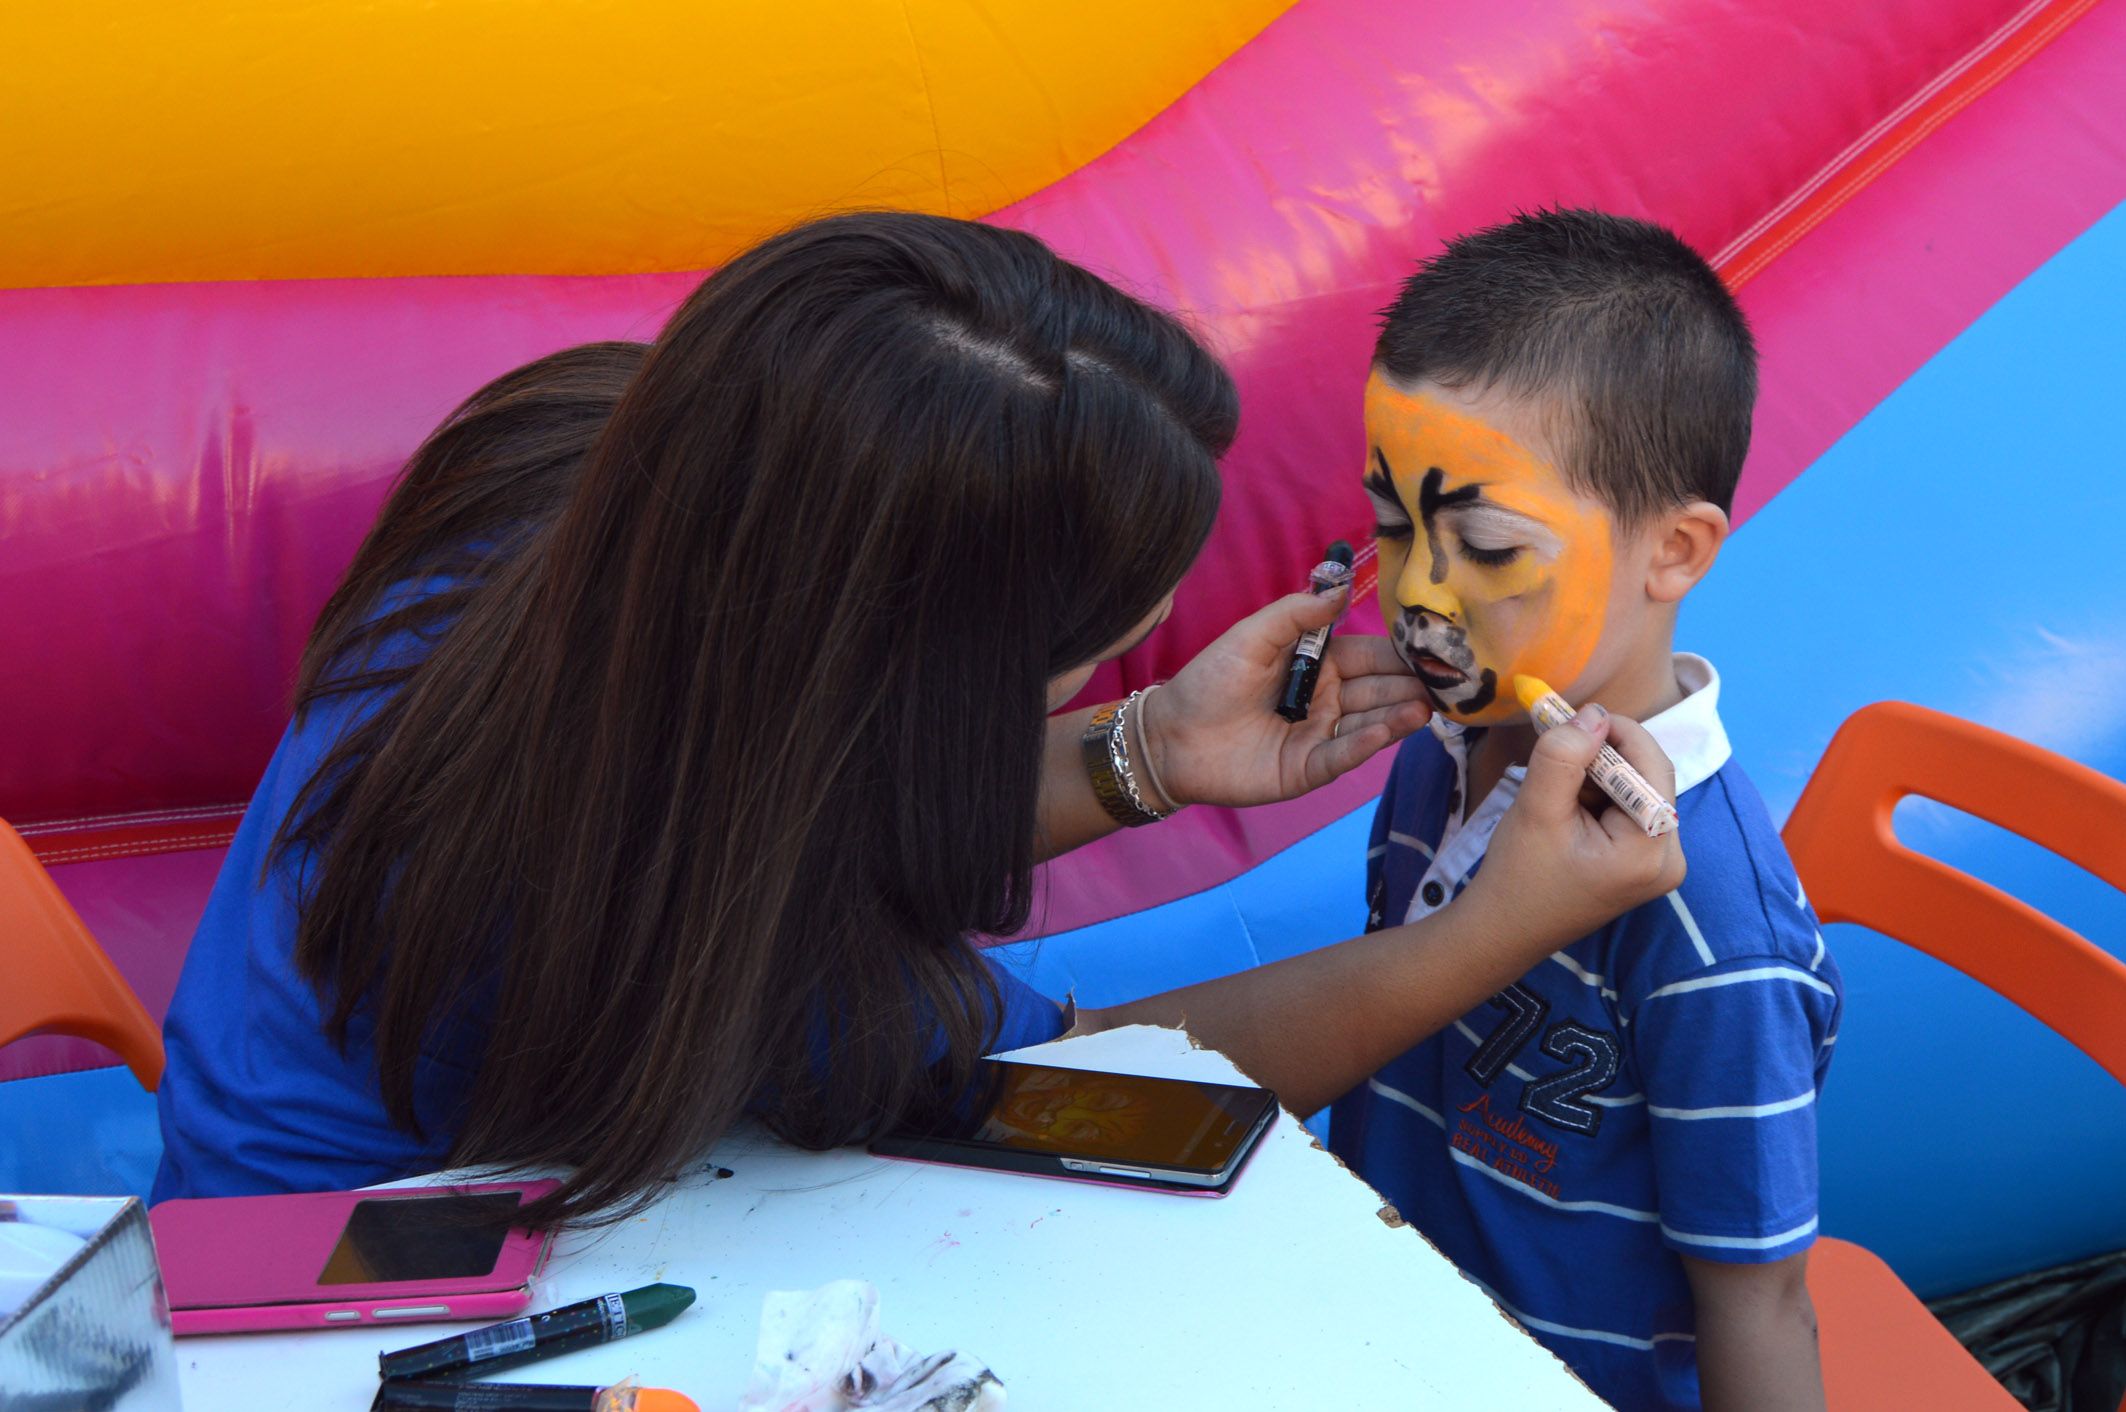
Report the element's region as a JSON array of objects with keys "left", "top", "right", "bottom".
[
  {"left": 869, "top": 1060, "right": 1279, "bottom": 1196},
  {"left": 149, "top": 1179, "right": 559, "bottom": 1335}
]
